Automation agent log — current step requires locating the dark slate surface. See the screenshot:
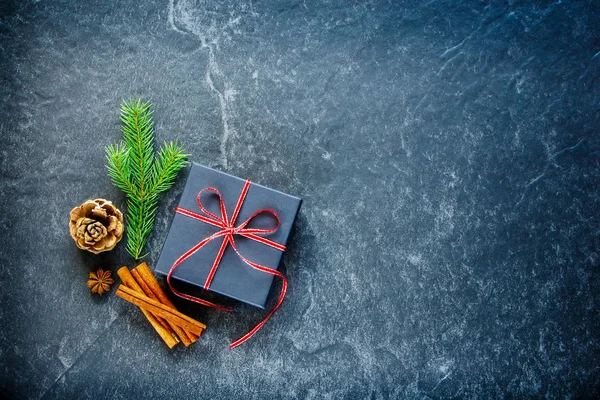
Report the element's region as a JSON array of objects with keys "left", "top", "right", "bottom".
[{"left": 1, "top": 0, "right": 599, "bottom": 398}]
